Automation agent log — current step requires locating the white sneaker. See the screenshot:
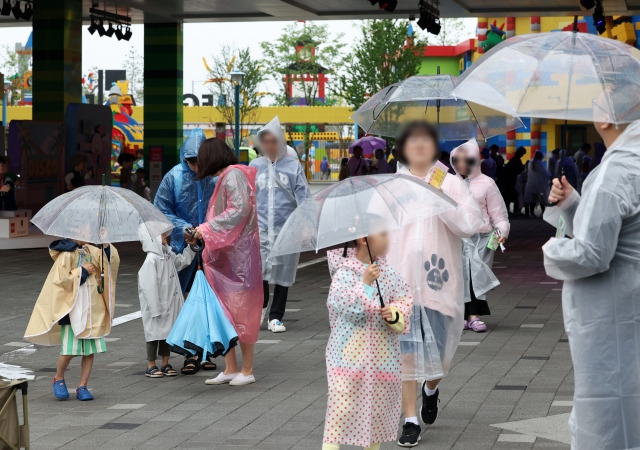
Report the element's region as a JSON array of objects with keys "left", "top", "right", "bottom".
[
  {"left": 229, "top": 373, "right": 256, "bottom": 386},
  {"left": 268, "top": 319, "right": 286, "bottom": 333},
  {"left": 204, "top": 372, "right": 238, "bottom": 385},
  {"left": 260, "top": 308, "right": 268, "bottom": 326}
]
